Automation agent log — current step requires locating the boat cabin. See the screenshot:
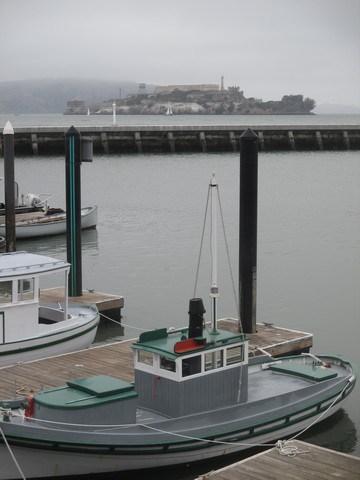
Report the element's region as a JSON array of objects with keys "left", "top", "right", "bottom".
[
  {"left": 0, "top": 252, "right": 70, "bottom": 344},
  {"left": 132, "top": 299, "right": 248, "bottom": 417}
]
